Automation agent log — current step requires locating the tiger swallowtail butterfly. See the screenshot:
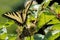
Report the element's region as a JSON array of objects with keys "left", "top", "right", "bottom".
[{"left": 4, "top": 0, "right": 33, "bottom": 25}]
